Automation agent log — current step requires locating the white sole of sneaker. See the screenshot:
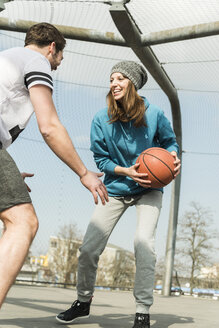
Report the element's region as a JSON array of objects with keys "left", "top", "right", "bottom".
[{"left": 55, "top": 314, "right": 90, "bottom": 324}]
